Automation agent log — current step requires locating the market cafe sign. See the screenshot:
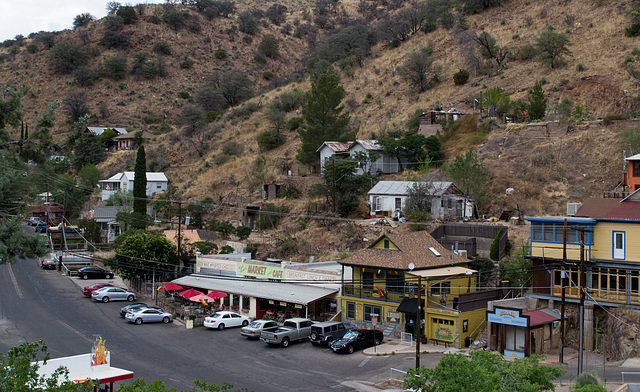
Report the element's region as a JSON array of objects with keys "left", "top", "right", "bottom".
[
  {"left": 487, "top": 307, "right": 529, "bottom": 327},
  {"left": 237, "top": 262, "right": 284, "bottom": 279}
]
